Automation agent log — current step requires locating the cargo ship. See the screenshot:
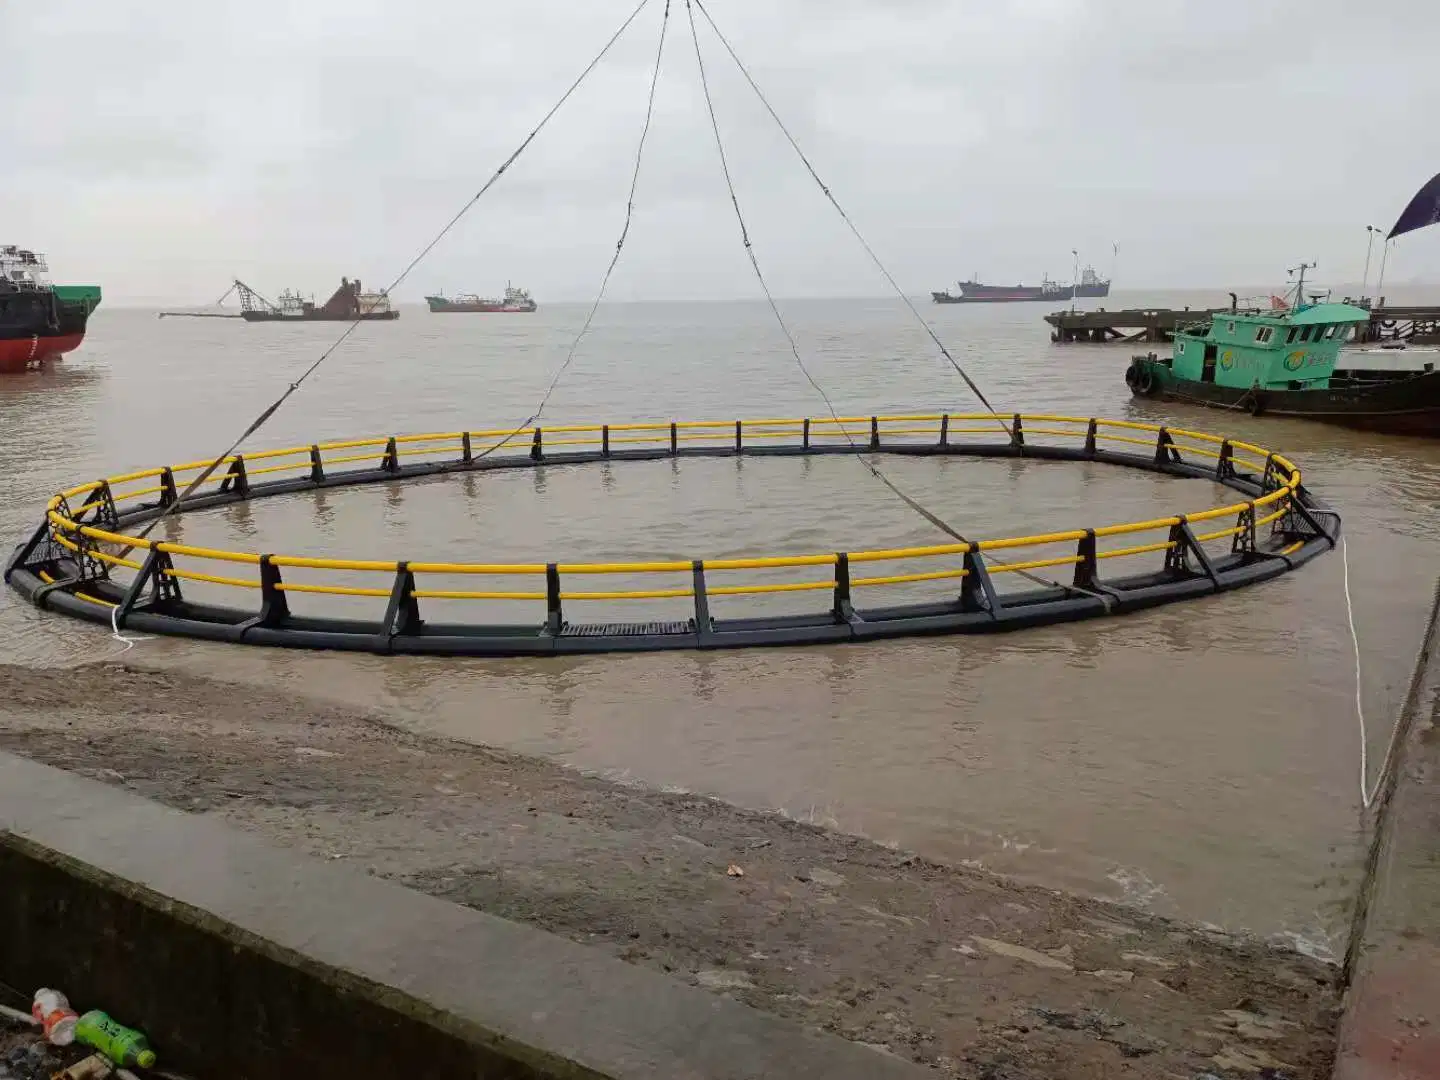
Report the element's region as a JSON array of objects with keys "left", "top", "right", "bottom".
[
  {"left": 236, "top": 277, "right": 398, "bottom": 322},
  {"left": 425, "top": 284, "right": 537, "bottom": 313},
  {"left": 0, "top": 247, "right": 102, "bottom": 373},
  {"left": 932, "top": 266, "right": 1111, "bottom": 304}
]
